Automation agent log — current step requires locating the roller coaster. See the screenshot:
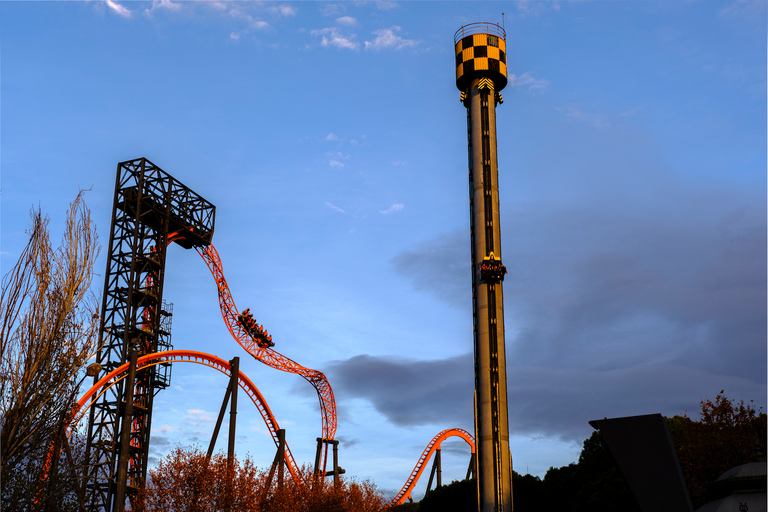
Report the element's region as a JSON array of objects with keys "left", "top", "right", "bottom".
[{"left": 69, "top": 158, "right": 473, "bottom": 511}]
